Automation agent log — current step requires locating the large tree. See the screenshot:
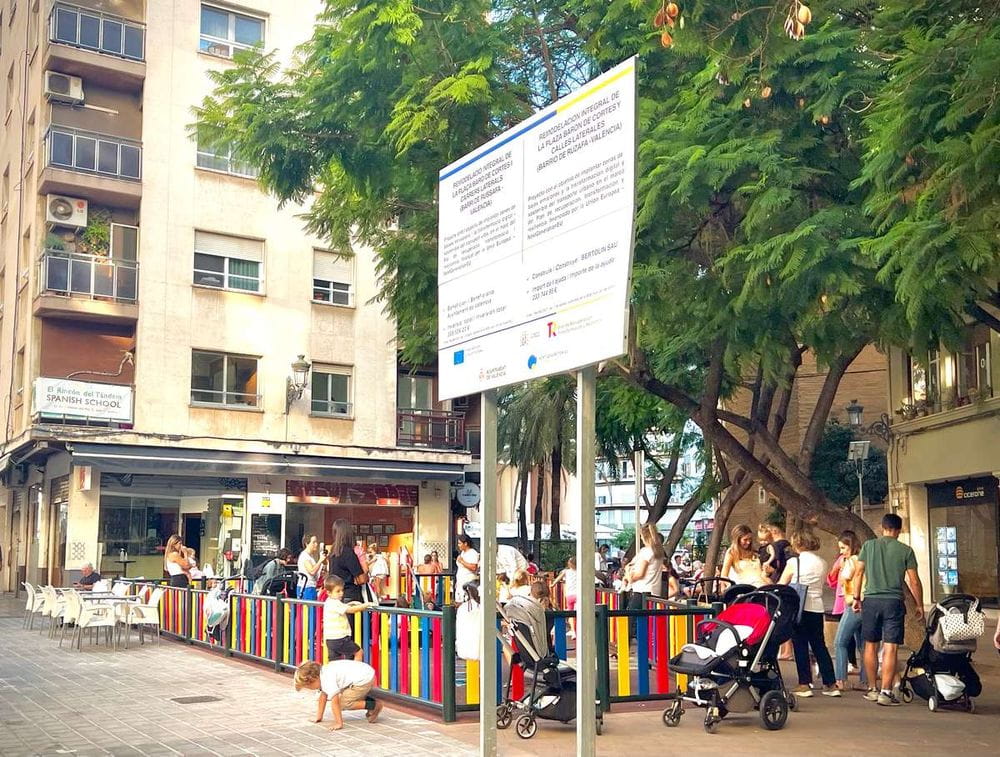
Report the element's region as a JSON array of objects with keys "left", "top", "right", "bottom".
[{"left": 194, "top": 1, "right": 999, "bottom": 554}]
